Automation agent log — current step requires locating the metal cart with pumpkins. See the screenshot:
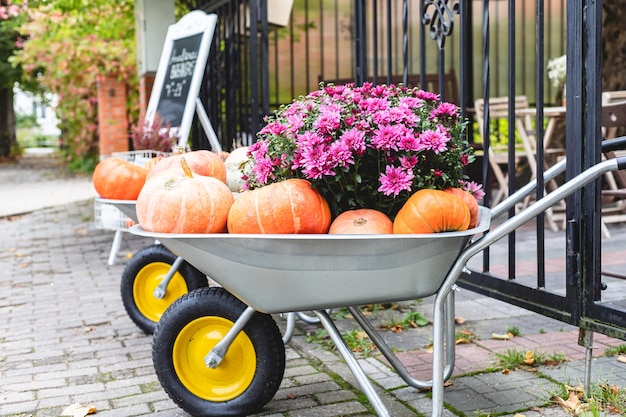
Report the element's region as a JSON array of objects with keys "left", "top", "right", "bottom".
[{"left": 129, "top": 137, "right": 626, "bottom": 417}]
